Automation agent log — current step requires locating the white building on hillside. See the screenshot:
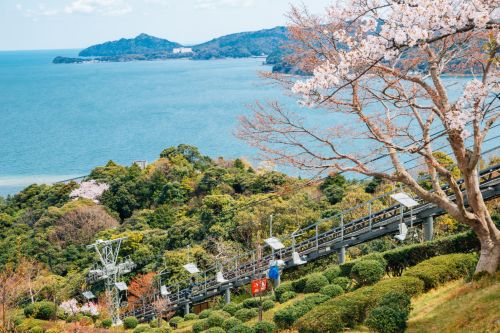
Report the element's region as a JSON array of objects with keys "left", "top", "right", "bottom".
[{"left": 173, "top": 47, "right": 193, "bottom": 54}]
